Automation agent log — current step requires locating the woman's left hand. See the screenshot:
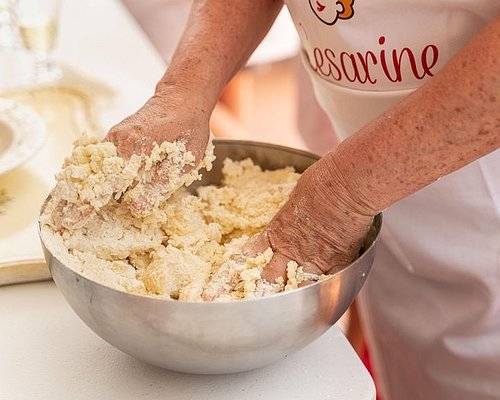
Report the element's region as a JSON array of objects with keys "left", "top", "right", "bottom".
[{"left": 248, "top": 157, "right": 377, "bottom": 284}]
